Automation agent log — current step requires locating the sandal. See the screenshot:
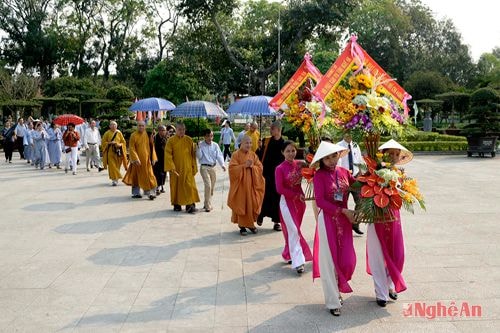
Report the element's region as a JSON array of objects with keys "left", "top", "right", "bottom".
[
  {"left": 330, "top": 308, "right": 341, "bottom": 316},
  {"left": 273, "top": 223, "right": 282, "bottom": 231},
  {"left": 296, "top": 264, "right": 305, "bottom": 274},
  {"left": 389, "top": 290, "right": 398, "bottom": 300}
]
